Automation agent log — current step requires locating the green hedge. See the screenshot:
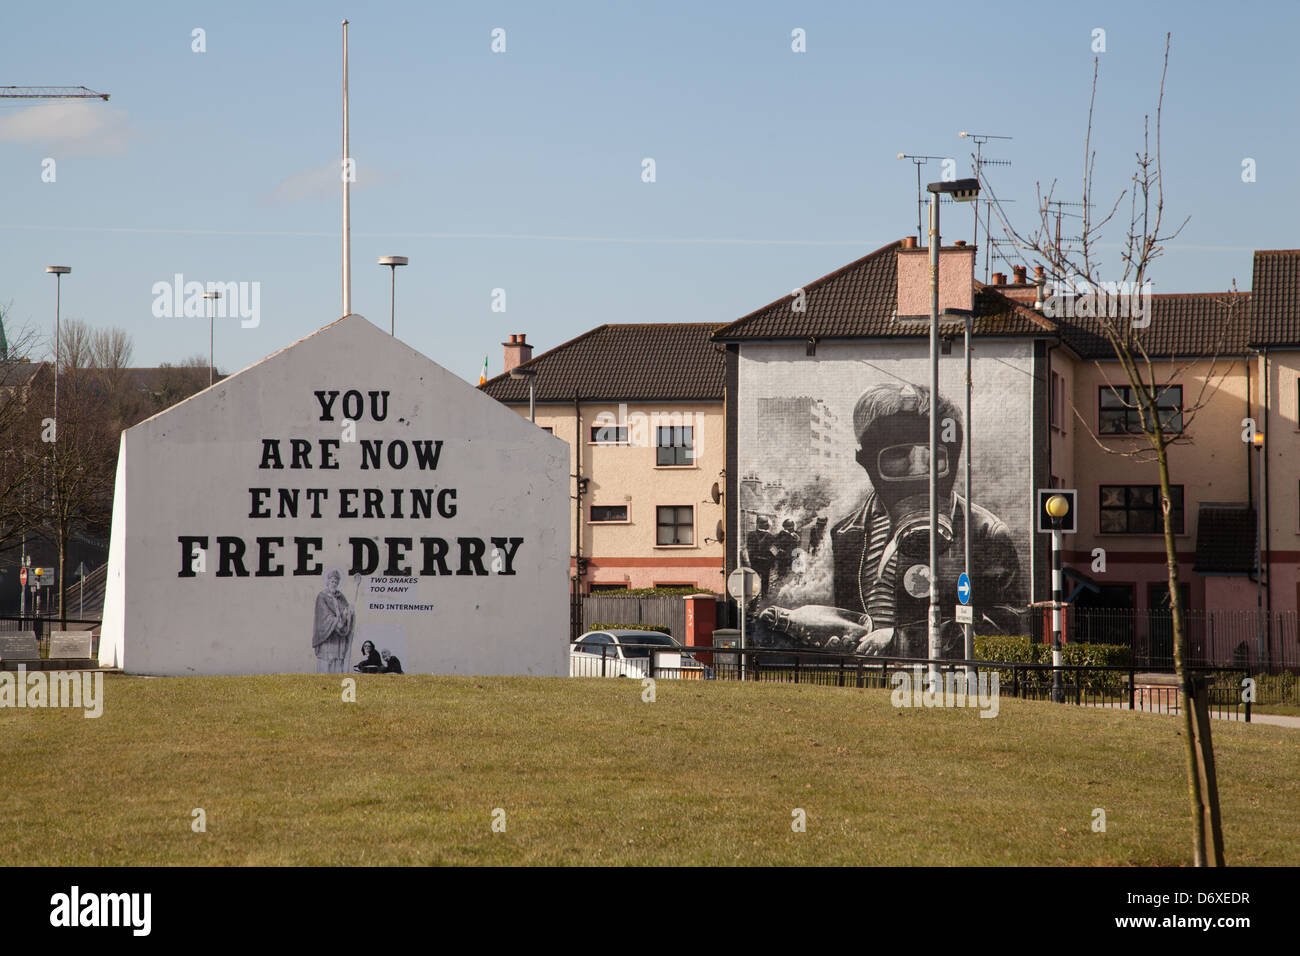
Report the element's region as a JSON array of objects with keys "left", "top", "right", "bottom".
[
  {"left": 975, "top": 636, "right": 1132, "bottom": 694},
  {"left": 590, "top": 622, "right": 672, "bottom": 636},
  {"left": 975, "top": 635, "right": 1131, "bottom": 668}
]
